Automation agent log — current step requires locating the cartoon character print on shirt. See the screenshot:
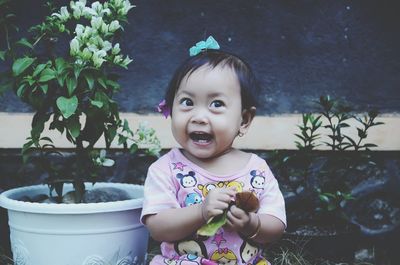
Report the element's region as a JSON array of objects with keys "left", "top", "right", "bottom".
[
  {"left": 249, "top": 170, "right": 265, "bottom": 190},
  {"left": 225, "top": 180, "right": 244, "bottom": 193},
  {"left": 210, "top": 249, "right": 238, "bottom": 265},
  {"left": 240, "top": 241, "right": 259, "bottom": 265},
  {"left": 173, "top": 162, "right": 187, "bottom": 171},
  {"left": 164, "top": 257, "right": 179, "bottom": 265},
  {"left": 174, "top": 239, "right": 208, "bottom": 259},
  {"left": 209, "top": 232, "right": 238, "bottom": 265},
  {"left": 198, "top": 181, "right": 225, "bottom": 197},
  {"left": 180, "top": 254, "right": 202, "bottom": 265},
  {"left": 177, "top": 171, "right": 197, "bottom": 188},
  {"left": 252, "top": 256, "right": 270, "bottom": 265},
  {"left": 164, "top": 254, "right": 203, "bottom": 265},
  {"left": 184, "top": 191, "right": 203, "bottom": 207}
]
